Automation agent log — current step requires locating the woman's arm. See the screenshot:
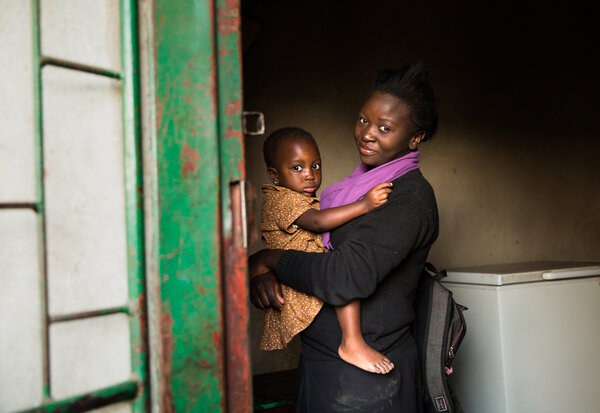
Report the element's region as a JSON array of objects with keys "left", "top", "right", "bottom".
[
  {"left": 294, "top": 182, "right": 392, "bottom": 233},
  {"left": 248, "top": 183, "right": 391, "bottom": 309},
  {"left": 249, "top": 248, "right": 284, "bottom": 277},
  {"left": 248, "top": 249, "right": 285, "bottom": 310},
  {"left": 276, "top": 180, "right": 438, "bottom": 306}
]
